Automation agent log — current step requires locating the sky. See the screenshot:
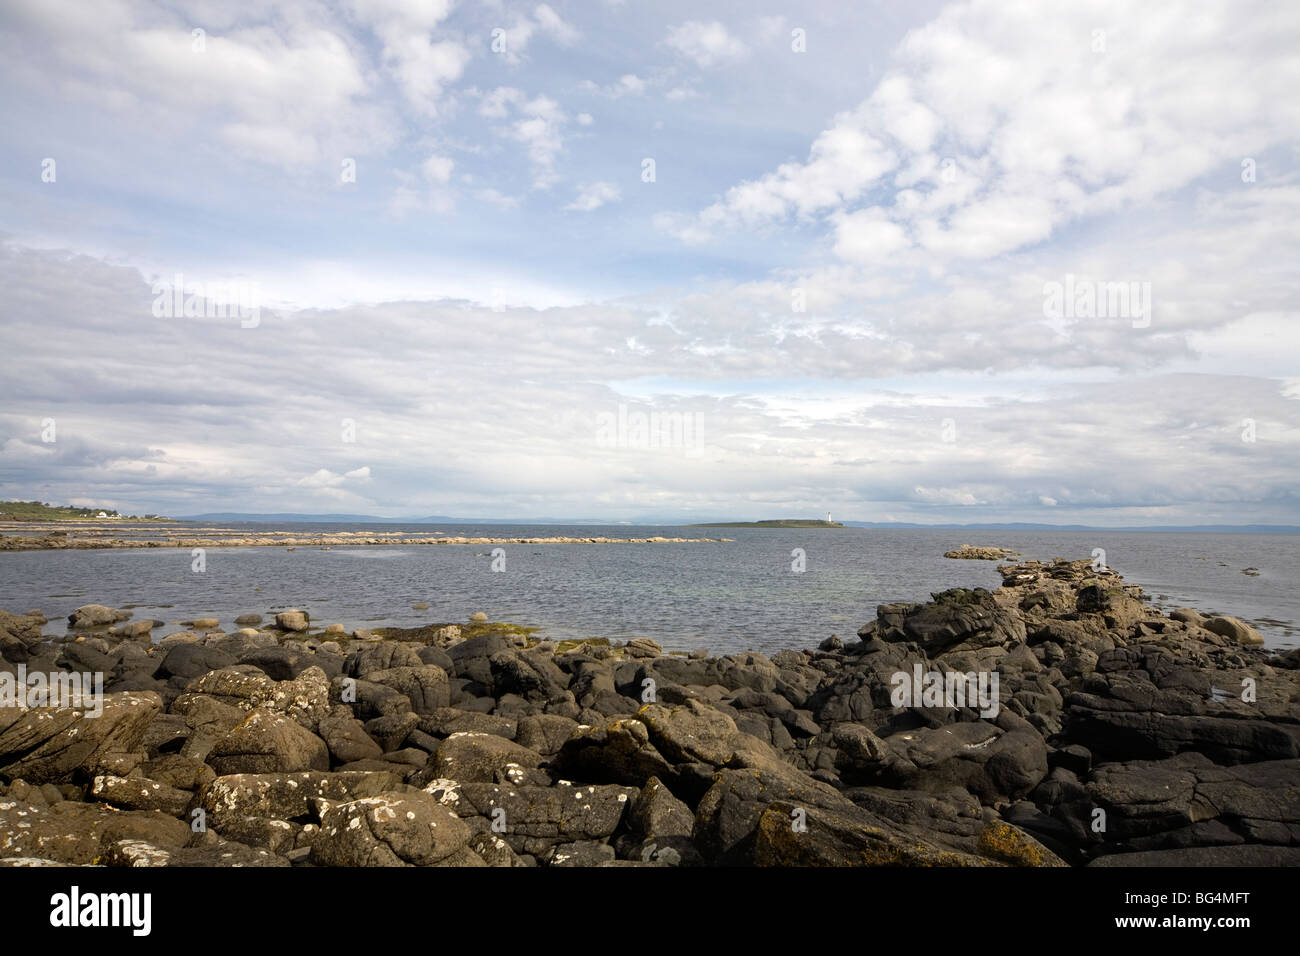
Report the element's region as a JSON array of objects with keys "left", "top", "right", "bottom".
[{"left": 0, "top": 0, "right": 1297, "bottom": 525}]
